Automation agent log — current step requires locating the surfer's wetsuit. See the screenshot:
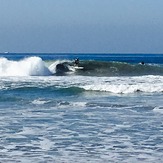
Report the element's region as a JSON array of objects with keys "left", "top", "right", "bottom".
[{"left": 74, "top": 58, "right": 79, "bottom": 66}]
